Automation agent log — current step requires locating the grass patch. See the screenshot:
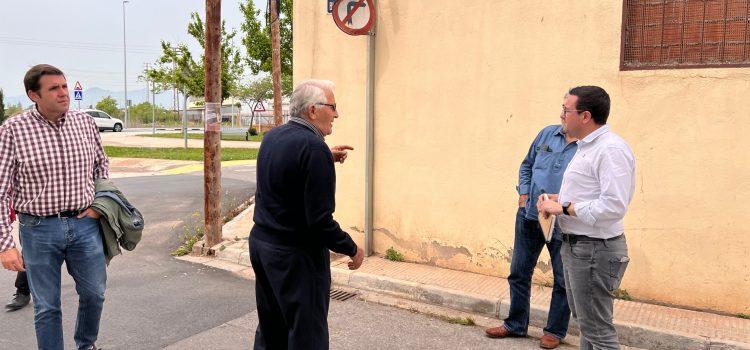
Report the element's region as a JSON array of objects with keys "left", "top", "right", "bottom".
[
  {"left": 384, "top": 247, "right": 405, "bottom": 262},
  {"left": 738, "top": 313, "right": 750, "bottom": 319},
  {"left": 613, "top": 288, "right": 633, "bottom": 301},
  {"left": 535, "top": 280, "right": 554, "bottom": 292},
  {"left": 172, "top": 198, "right": 254, "bottom": 257},
  {"left": 105, "top": 146, "right": 258, "bottom": 161},
  {"left": 441, "top": 316, "right": 476, "bottom": 326},
  {"left": 172, "top": 222, "right": 204, "bottom": 257},
  {"left": 140, "top": 132, "right": 264, "bottom": 142}
]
